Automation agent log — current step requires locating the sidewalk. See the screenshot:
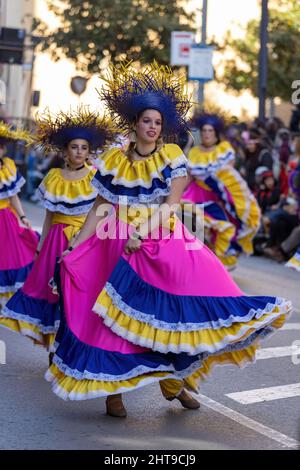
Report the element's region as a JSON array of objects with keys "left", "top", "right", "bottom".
[{"left": 21, "top": 199, "right": 45, "bottom": 231}]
